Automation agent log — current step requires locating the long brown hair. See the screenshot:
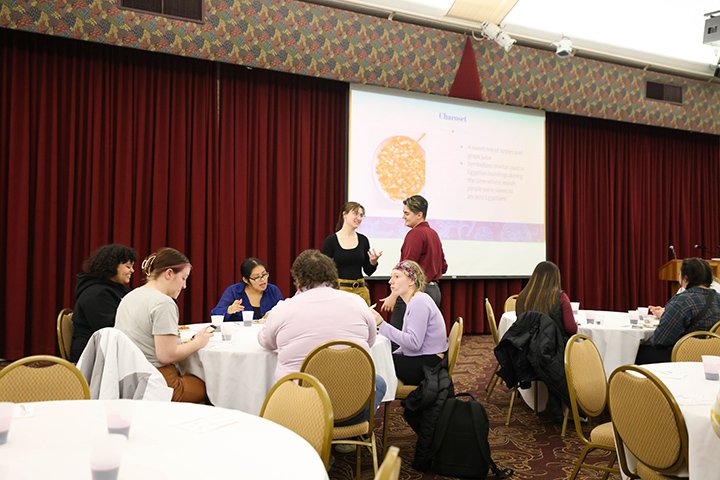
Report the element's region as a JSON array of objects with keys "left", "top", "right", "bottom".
[
  {"left": 335, "top": 201, "right": 365, "bottom": 231},
  {"left": 516, "top": 261, "right": 562, "bottom": 316}
]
